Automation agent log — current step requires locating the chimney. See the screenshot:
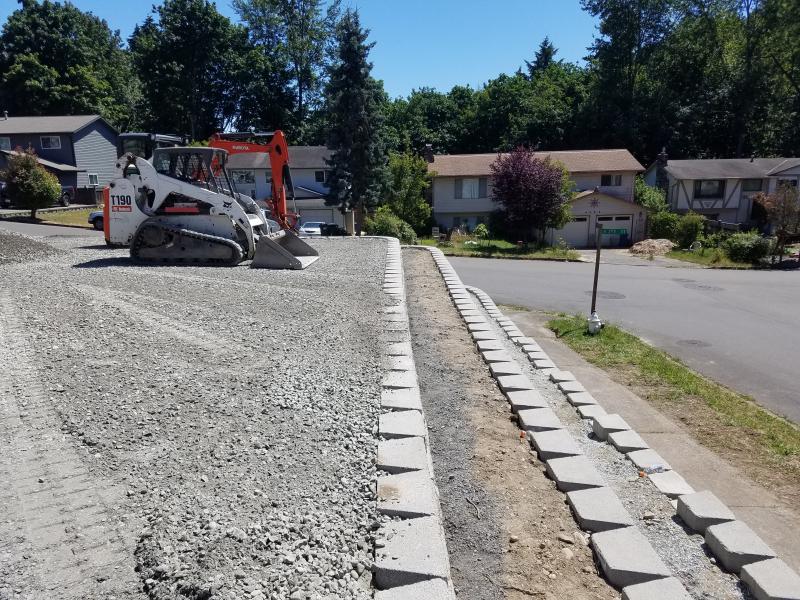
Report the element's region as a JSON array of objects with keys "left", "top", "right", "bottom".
[
  {"left": 422, "top": 143, "right": 434, "bottom": 163},
  {"left": 656, "top": 147, "right": 669, "bottom": 192}
]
